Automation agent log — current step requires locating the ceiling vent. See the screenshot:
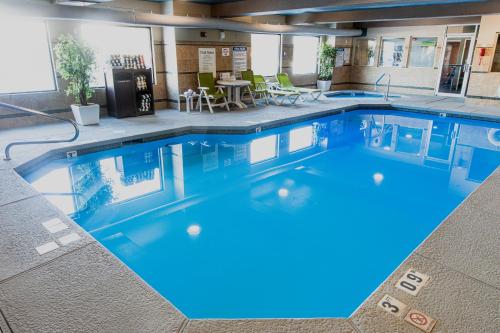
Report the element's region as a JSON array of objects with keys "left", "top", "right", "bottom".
[{"left": 54, "top": 0, "right": 113, "bottom": 6}]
